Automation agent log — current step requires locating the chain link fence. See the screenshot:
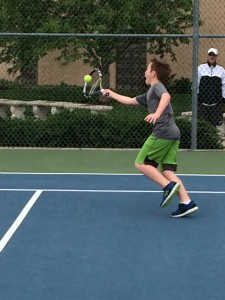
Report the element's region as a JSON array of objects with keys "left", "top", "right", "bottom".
[{"left": 0, "top": 0, "right": 224, "bottom": 149}]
